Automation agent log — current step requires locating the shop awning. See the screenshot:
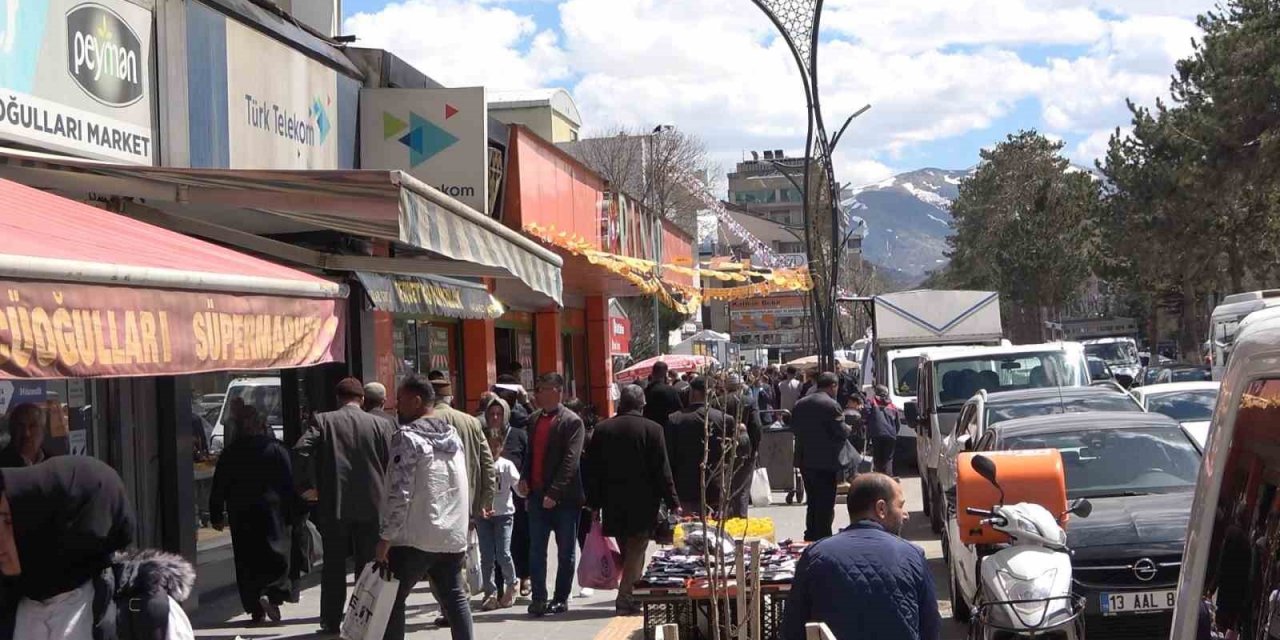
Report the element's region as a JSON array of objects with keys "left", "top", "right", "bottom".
[
  {"left": 0, "top": 149, "right": 564, "bottom": 307},
  {"left": 353, "top": 271, "right": 501, "bottom": 320},
  {"left": 0, "top": 178, "right": 347, "bottom": 379}
]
